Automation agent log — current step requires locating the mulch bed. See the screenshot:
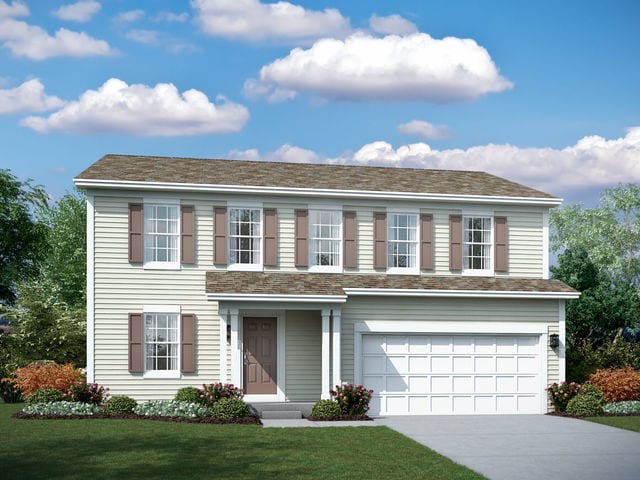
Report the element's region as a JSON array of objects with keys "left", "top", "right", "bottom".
[
  {"left": 305, "top": 414, "right": 372, "bottom": 421},
  {"left": 13, "top": 412, "right": 262, "bottom": 424},
  {"left": 547, "top": 411, "right": 640, "bottom": 418}
]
